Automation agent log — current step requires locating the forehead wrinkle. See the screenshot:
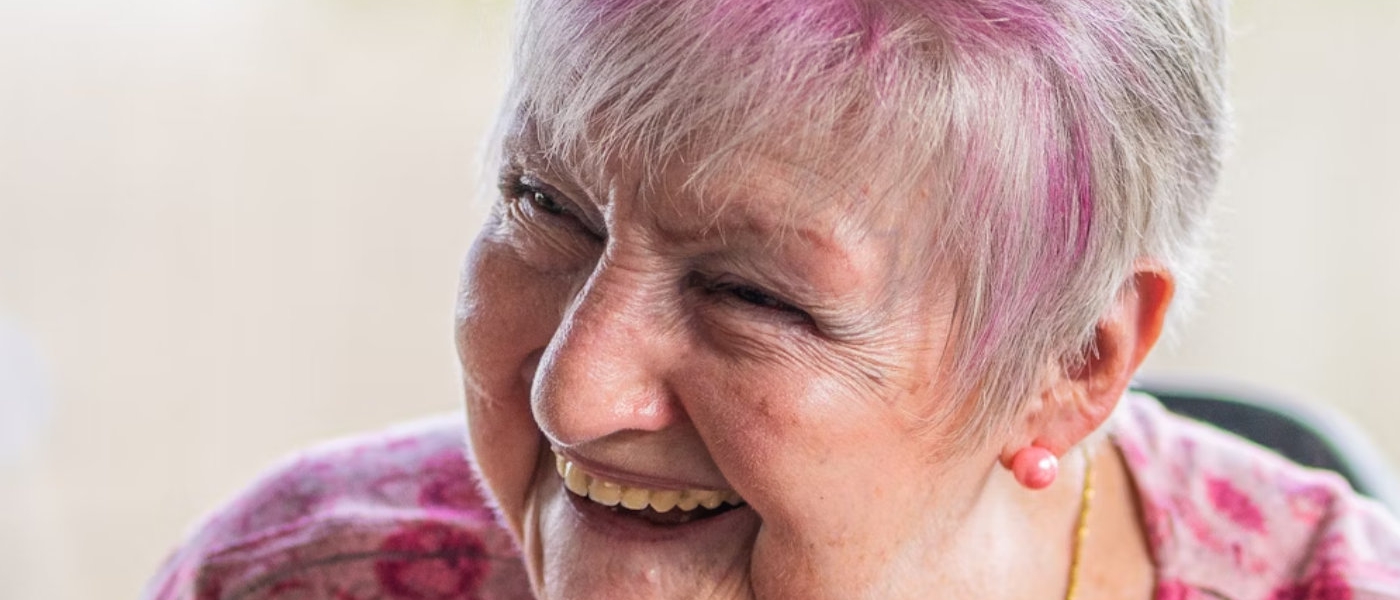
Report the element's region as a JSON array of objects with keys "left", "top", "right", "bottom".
[
  {"left": 683, "top": 149, "right": 868, "bottom": 233},
  {"left": 647, "top": 166, "right": 861, "bottom": 271}
]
